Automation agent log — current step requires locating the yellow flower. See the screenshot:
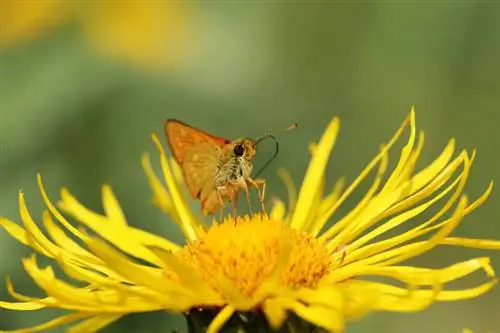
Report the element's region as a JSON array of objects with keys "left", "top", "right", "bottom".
[
  {"left": 1, "top": 108, "right": 500, "bottom": 333},
  {"left": 0, "top": 1, "right": 194, "bottom": 68}
]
